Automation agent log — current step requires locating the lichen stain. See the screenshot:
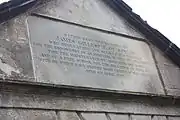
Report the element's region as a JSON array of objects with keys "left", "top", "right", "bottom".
[{"left": 0, "top": 53, "right": 20, "bottom": 76}]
